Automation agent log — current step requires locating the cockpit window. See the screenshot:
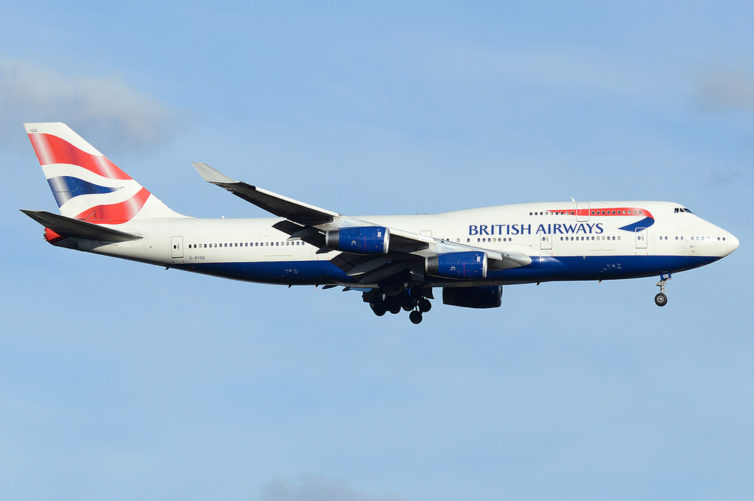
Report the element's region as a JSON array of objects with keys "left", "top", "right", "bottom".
[
  {"left": 674, "top": 207, "right": 693, "bottom": 214},
  {"left": 683, "top": 208, "right": 693, "bottom": 213}
]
